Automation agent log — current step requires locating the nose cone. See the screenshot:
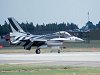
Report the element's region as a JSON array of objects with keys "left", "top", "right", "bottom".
[
  {"left": 75, "top": 37, "right": 84, "bottom": 42},
  {"left": 64, "top": 36, "right": 84, "bottom": 42}
]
